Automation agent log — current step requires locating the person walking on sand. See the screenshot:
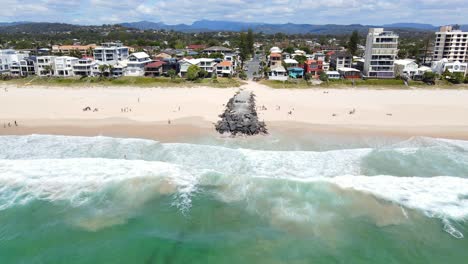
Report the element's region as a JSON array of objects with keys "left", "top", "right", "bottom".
[
  {"left": 8, "top": 122, "right": 11, "bottom": 127},
  {"left": 168, "top": 119, "right": 171, "bottom": 125},
  {"left": 14, "top": 120, "right": 17, "bottom": 126}
]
